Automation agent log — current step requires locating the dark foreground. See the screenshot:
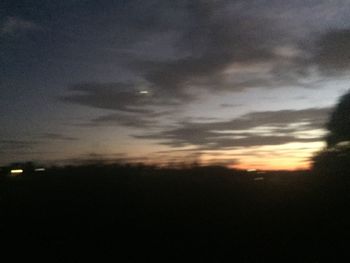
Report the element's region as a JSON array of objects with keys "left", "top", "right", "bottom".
[{"left": 1, "top": 165, "right": 350, "bottom": 261}]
